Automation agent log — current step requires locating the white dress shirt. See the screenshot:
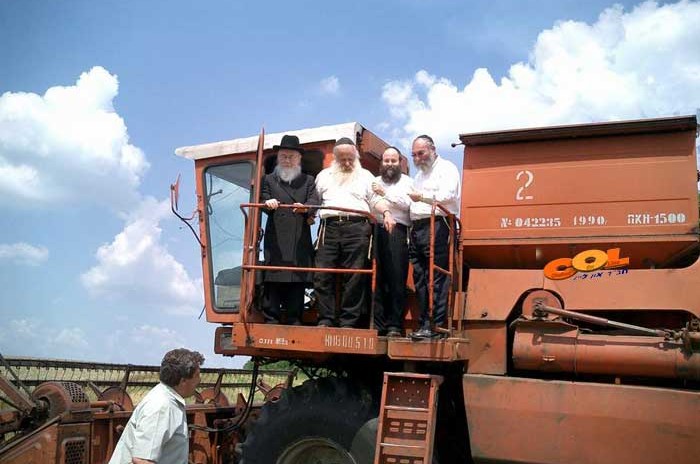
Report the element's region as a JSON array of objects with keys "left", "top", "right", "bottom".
[
  {"left": 315, "top": 167, "right": 381, "bottom": 219},
  {"left": 109, "top": 383, "right": 188, "bottom": 464},
  {"left": 410, "top": 155, "right": 461, "bottom": 220},
  {"left": 373, "top": 174, "right": 413, "bottom": 226}
]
